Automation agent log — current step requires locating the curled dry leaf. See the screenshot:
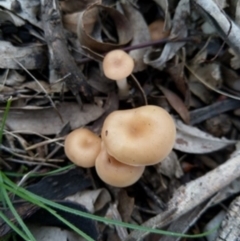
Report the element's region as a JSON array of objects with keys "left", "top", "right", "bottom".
[
  {"left": 229, "top": 48, "right": 240, "bottom": 70},
  {"left": 189, "top": 63, "right": 222, "bottom": 89},
  {"left": 77, "top": 4, "right": 133, "bottom": 53},
  {"left": 144, "top": 0, "right": 190, "bottom": 69},
  {"left": 0, "top": 0, "right": 42, "bottom": 28},
  {"left": 66, "top": 188, "right": 111, "bottom": 213},
  {"left": 155, "top": 151, "right": 184, "bottom": 179},
  {"left": 120, "top": 2, "right": 151, "bottom": 72},
  {"left": 2, "top": 102, "right": 104, "bottom": 135},
  {"left": 204, "top": 114, "right": 232, "bottom": 137},
  {"left": 158, "top": 85, "right": 190, "bottom": 124},
  {"left": 235, "top": 0, "right": 240, "bottom": 25},
  {"left": 60, "top": 0, "right": 101, "bottom": 13},
  {"left": 117, "top": 190, "right": 135, "bottom": 223},
  {"left": 186, "top": 63, "right": 240, "bottom": 101},
  {"left": 0, "top": 70, "right": 25, "bottom": 86},
  {"left": 174, "top": 120, "right": 236, "bottom": 154},
  {"left": 27, "top": 225, "right": 91, "bottom": 241},
  {"left": 152, "top": 0, "right": 171, "bottom": 30},
  {"left": 188, "top": 81, "right": 213, "bottom": 104},
  {"left": 0, "top": 9, "right": 25, "bottom": 27},
  {"left": 188, "top": 62, "right": 222, "bottom": 104},
  {"left": 63, "top": 12, "right": 81, "bottom": 34},
  {"left": 18, "top": 80, "right": 68, "bottom": 94},
  {"left": 0, "top": 41, "right": 47, "bottom": 70},
  {"left": 221, "top": 65, "right": 240, "bottom": 92},
  {"left": 167, "top": 63, "right": 189, "bottom": 99}
]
